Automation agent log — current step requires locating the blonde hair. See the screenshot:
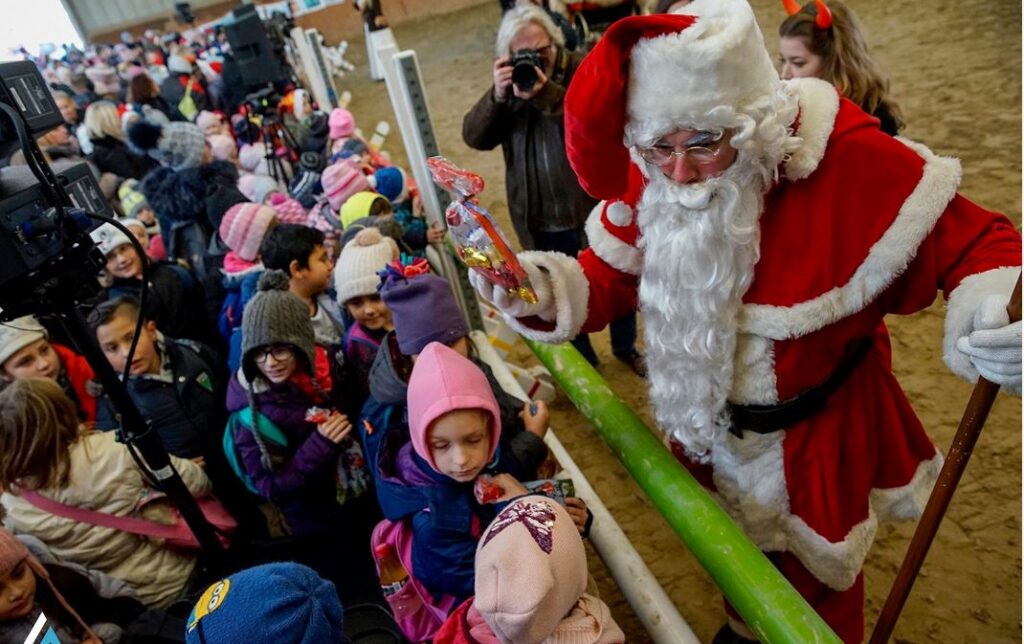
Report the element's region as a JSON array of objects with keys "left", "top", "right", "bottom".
[
  {"left": 0, "top": 378, "right": 81, "bottom": 491},
  {"left": 84, "top": 100, "right": 126, "bottom": 142},
  {"left": 779, "top": 0, "right": 903, "bottom": 131}
]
